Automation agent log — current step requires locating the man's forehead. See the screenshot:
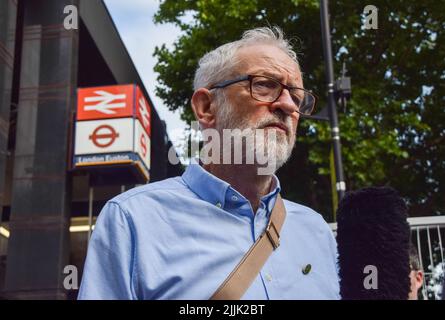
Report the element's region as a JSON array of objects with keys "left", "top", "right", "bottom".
[{"left": 235, "top": 44, "right": 302, "bottom": 84}]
